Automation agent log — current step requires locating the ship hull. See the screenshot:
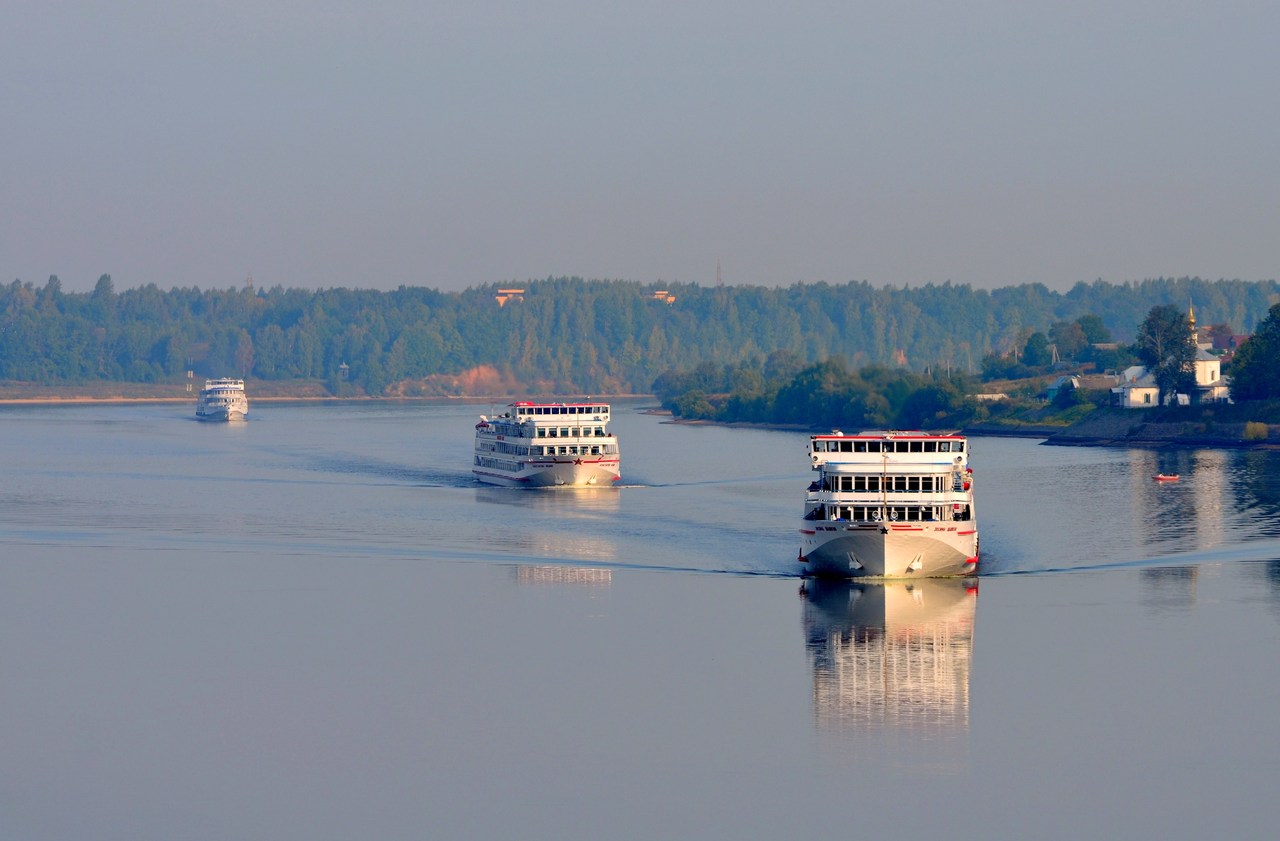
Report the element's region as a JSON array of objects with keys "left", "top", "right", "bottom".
[
  {"left": 473, "top": 460, "right": 620, "bottom": 488},
  {"left": 196, "top": 407, "right": 247, "bottom": 422},
  {"left": 799, "top": 523, "right": 977, "bottom": 578}
]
